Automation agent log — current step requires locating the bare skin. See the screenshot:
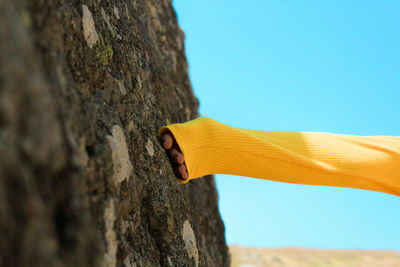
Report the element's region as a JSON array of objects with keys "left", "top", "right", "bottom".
[{"left": 161, "top": 130, "right": 188, "bottom": 180}]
